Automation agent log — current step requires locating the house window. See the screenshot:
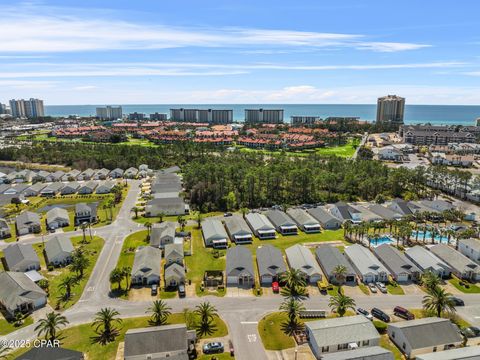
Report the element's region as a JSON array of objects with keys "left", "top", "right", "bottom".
[
  {"left": 321, "top": 346, "right": 329, "bottom": 352},
  {"left": 362, "top": 340, "right": 369, "bottom": 346},
  {"left": 392, "top": 332, "right": 395, "bottom": 338},
  {"left": 402, "top": 343, "right": 406, "bottom": 350},
  {"left": 337, "top": 344, "right": 348, "bottom": 350},
  {"left": 433, "top": 347, "right": 437, "bottom": 352}
]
